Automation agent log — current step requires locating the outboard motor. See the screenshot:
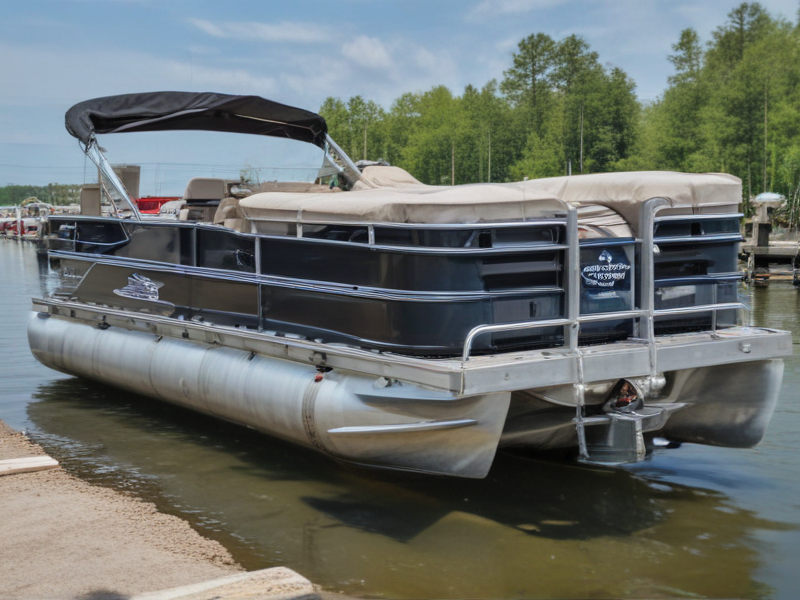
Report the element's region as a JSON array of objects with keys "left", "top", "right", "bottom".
[{"left": 579, "top": 376, "right": 678, "bottom": 465}]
